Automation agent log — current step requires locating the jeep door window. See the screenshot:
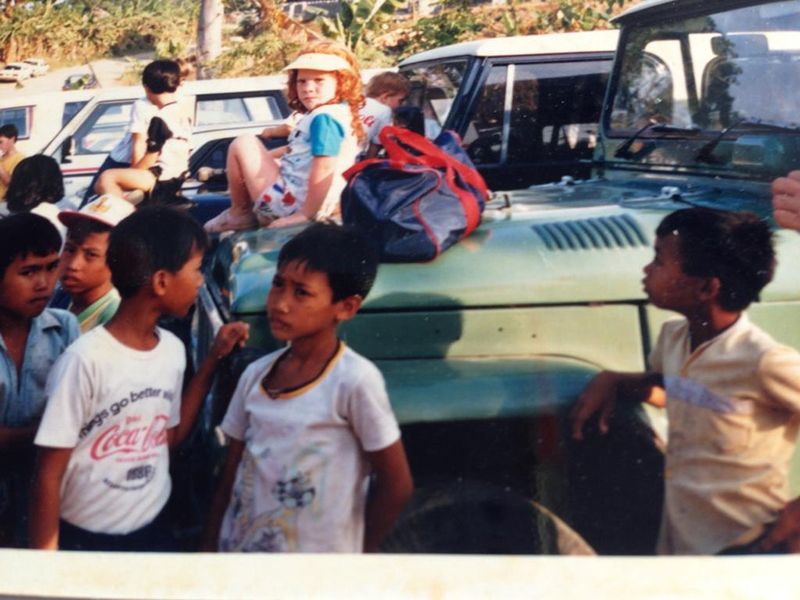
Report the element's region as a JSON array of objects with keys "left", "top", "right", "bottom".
[
  {"left": 402, "top": 60, "right": 468, "bottom": 139},
  {"left": 62, "top": 100, "right": 89, "bottom": 128},
  {"left": 463, "top": 65, "right": 506, "bottom": 164},
  {"left": 462, "top": 60, "right": 611, "bottom": 168},
  {"left": 507, "top": 61, "right": 611, "bottom": 165},
  {"left": 72, "top": 101, "right": 132, "bottom": 155}
]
